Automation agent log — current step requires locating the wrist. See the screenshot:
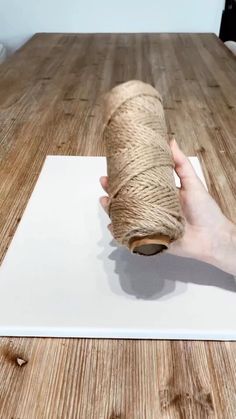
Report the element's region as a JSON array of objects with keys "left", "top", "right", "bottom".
[{"left": 208, "top": 218, "right": 236, "bottom": 276}]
